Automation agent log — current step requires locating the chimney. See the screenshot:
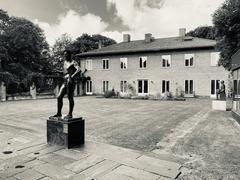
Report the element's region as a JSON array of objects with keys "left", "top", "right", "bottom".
[
  {"left": 98, "top": 40, "right": 102, "bottom": 49},
  {"left": 179, "top": 28, "right": 186, "bottom": 37},
  {"left": 123, "top": 34, "right": 131, "bottom": 42},
  {"left": 145, "top": 33, "right": 152, "bottom": 43}
]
